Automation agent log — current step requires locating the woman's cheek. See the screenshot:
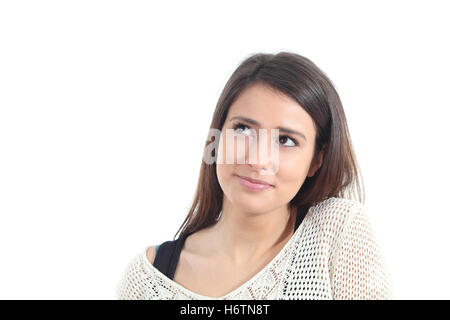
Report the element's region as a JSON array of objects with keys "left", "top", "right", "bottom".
[{"left": 279, "top": 153, "right": 309, "bottom": 185}]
